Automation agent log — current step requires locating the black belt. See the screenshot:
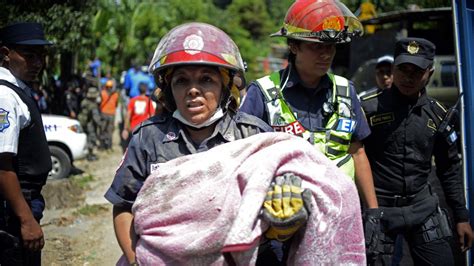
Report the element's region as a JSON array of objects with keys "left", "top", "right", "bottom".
[{"left": 377, "top": 185, "right": 431, "bottom": 207}]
